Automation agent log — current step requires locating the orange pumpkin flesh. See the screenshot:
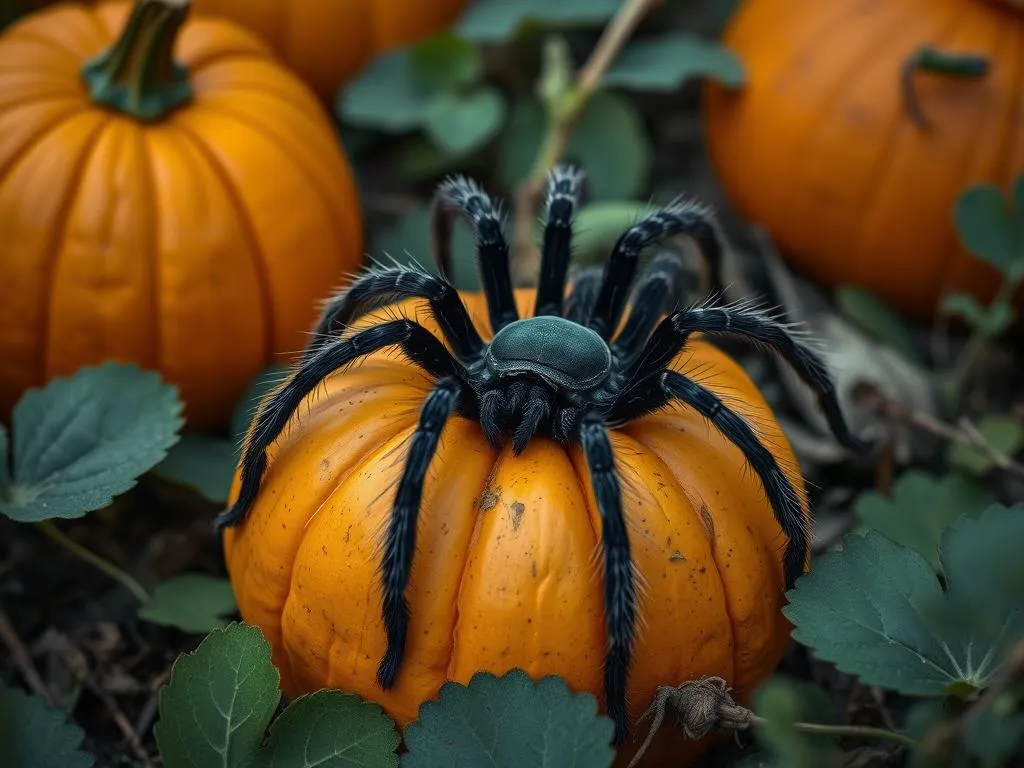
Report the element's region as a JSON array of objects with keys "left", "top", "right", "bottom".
[
  {"left": 223, "top": 289, "right": 807, "bottom": 766},
  {"left": 704, "top": 0, "right": 1023, "bottom": 319},
  {"left": 0, "top": 0, "right": 363, "bottom": 428},
  {"left": 190, "top": 0, "right": 469, "bottom": 100}
]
